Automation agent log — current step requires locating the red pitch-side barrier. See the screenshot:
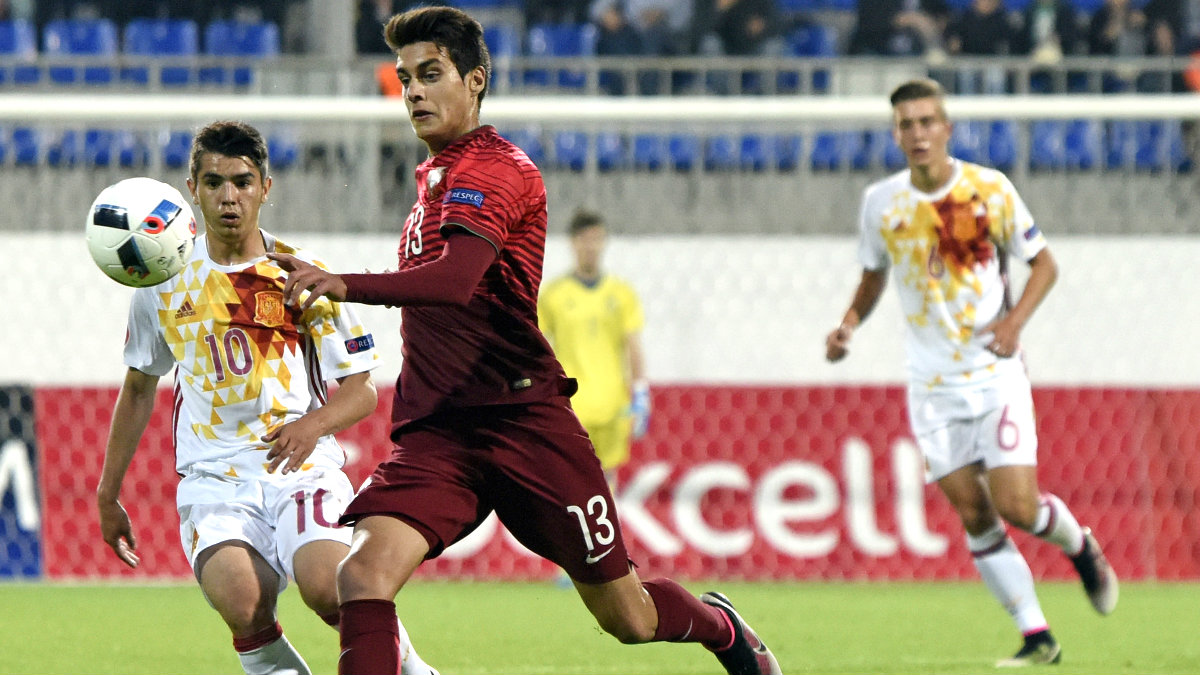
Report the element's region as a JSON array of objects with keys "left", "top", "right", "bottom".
[{"left": 35, "top": 385, "right": 1200, "bottom": 581}]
